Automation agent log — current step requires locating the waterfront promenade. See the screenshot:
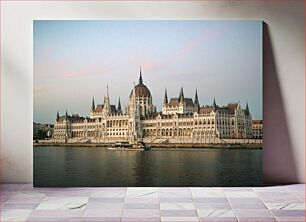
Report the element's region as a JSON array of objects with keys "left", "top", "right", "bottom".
[{"left": 33, "top": 140, "right": 262, "bottom": 149}]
